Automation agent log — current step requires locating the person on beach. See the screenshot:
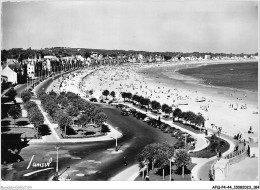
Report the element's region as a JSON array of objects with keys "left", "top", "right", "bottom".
[
  {"left": 247, "top": 145, "right": 251, "bottom": 157},
  {"left": 248, "top": 126, "right": 253, "bottom": 134}
]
